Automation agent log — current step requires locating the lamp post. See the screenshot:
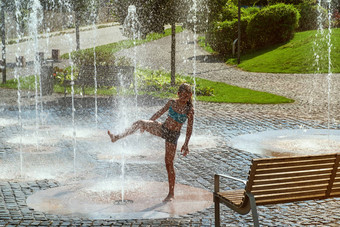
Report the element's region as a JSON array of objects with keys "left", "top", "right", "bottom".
[
  {"left": 237, "top": 0, "right": 241, "bottom": 64},
  {"left": 171, "top": 21, "right": 176, "bottom": 86},
  {"left": 1, "top": 3, "right": 6, "bottom": 84}
]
